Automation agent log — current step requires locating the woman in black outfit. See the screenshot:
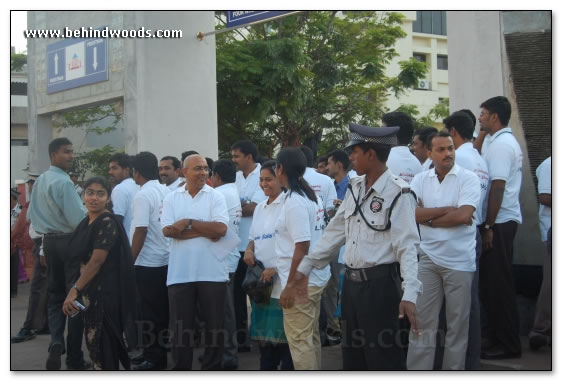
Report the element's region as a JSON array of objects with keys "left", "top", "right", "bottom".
[{"left": 62, "top": 177, "right": 137, "bottom": 370}]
